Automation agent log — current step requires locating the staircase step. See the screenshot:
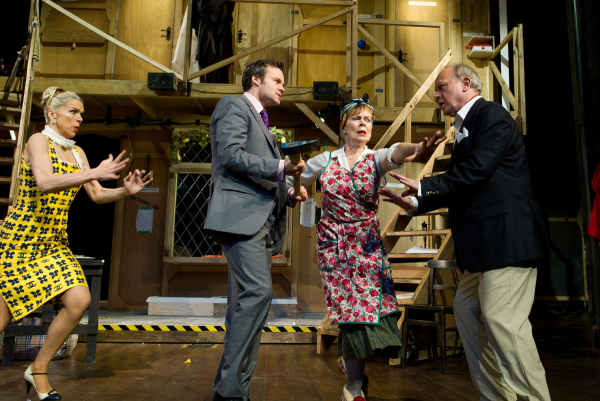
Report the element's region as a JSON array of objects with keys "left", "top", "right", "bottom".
[
  {"left": 0, "top": 139, "right": 16, "bottom": 148},
  {"left": 0, "top": 157, "right": 14, "bottom": 165},
  {"left": 0, "top": 122, "right": 19, "bottom": 130},
  {"left": 399, "top": 208, "right": 448, "bottom": 216},
  {"left": 446, "top": 139, "right": 455, "bottom": 146},
  {"left": 0, "top": 198, "right": 11, "bottom": 205},
  {"left": 0, "top": 106, "right": 22, "bottom": 115},
  {"left": 386, "top": 229, "right": 450, "bottom": 237},
  {"left": 388, "top": 253, "right": 436, "bottom": 263},
  {"left": 0, "top": 93, "right": 21, "bottom": 107},
  {"left": 423, "top": 171, "right": 446, "bottom": 178},
  {"left": 435, "top": 154, "right": 451, "bottom": 163},
  {"left": 0, "top": 176, "right": 11, "bottom": 184}
]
